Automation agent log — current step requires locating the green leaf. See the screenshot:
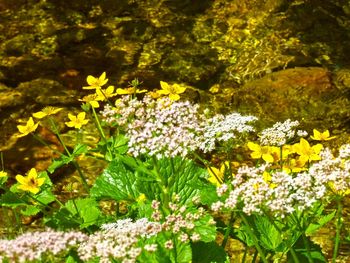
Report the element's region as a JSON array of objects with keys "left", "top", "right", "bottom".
[
  {"left": 45, "top": 198, "right": 102, "bottom": 230},
  {"left": 90, "top": 159, "right": 140, "bottom": 201},
  {"left": 192, "top": 242, "right": 227, "bottom": 263},
  {"left": 45, "top": 207, "right": 79, "bottom": 230},
  {"left": 113, "top": 134, "right": 129, "bottom": 154},
  {"left": 65, "top": 198, "right": 101, "bottom": 228},
  {"left": 235, "top": 224, "right": 255, "bottom": 247},
  {"left": 21, "top": 205, "right": 41, "bottom": 216},
  {"left": 194, "top": 214, "right": 217, "bottom": 242},
  {"left": 287, "top": 235, "right": 327, "bottom": 262},
  {"left": 254, "top": 216, "right": 283, "bottom": 251},
  {"left": 306, "top": 210, "right": 336, "bottom": 235},
  {"left": 171, "top": 240, "right": 192, "bottom": 263},
  {"left": 48, "top": 155, "right": 73, "bottom": 173},
  {"left": 198, "top": 183, "right": 218, "bottom": 206},
  {"left": 158, "top": 157, "right": 207, "bottom": 204},
  {"left": 0, "top": 191, "right": 26, "bottom": 208},
  {"left": 36, "top": 189, "right": 56, "bottom": 205},
  {"left": 72, "top": 143, "right": 88, "bottom": 156}
]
